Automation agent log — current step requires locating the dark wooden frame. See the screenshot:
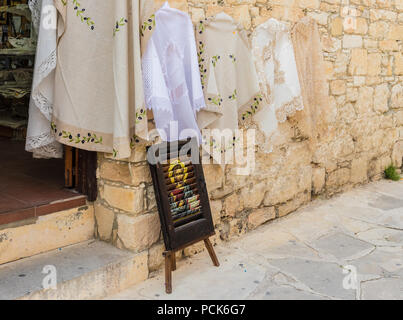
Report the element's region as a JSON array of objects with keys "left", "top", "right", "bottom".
[
  {"left": 64, "top": 146, "right": 98, "bottom": 202},
  {"left": 163, "top": 237, "right": 219, "bottom": 294},
  {"left": 148, "top": 139, "right": 219, "bottom": 293}
]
